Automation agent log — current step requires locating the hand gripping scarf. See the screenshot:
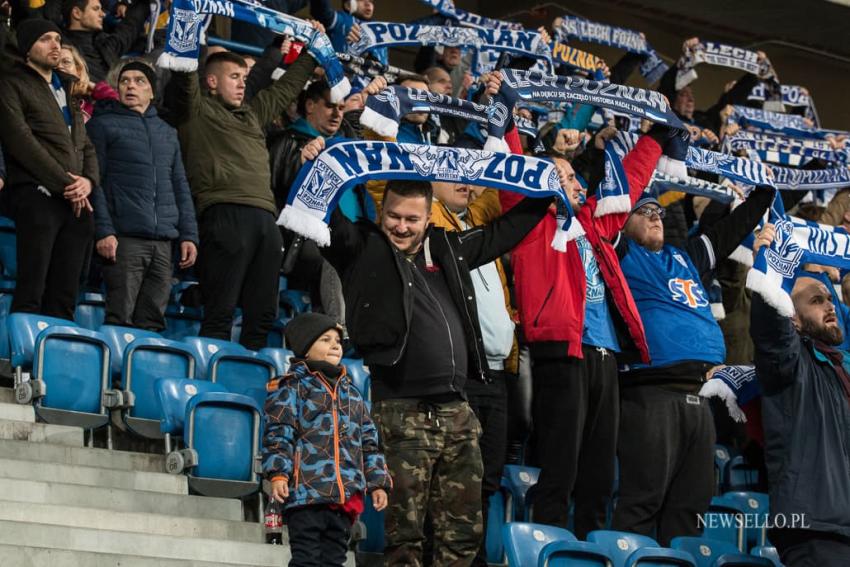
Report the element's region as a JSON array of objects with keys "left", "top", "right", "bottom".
[
  {"left": 359, "top": 85, "right": 517, "bottom": 153},
  {"left": 553, "top": 15, "right": 669, "bottom": 84},
  {"left": 346, "top": 23, "right": 553, "bottom": 75},
  {"left": 675, "top": 41, "right": 777, "bottom": 92},
  {"left": 276, "top": 140, "right": 579, "bottom": 250},
  {"left": 159, "top": 0, "right": 350, "bottom": 101},
  {"left": 699, "top": 365, "right": 759, "bottom": 423}
]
